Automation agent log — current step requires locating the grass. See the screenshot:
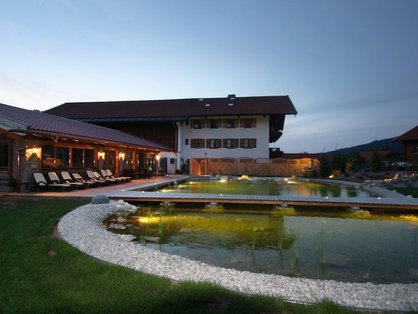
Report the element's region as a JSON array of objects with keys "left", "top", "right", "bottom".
[{"left": 0, "top": 196, "right": 359, "bottom": 313}]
